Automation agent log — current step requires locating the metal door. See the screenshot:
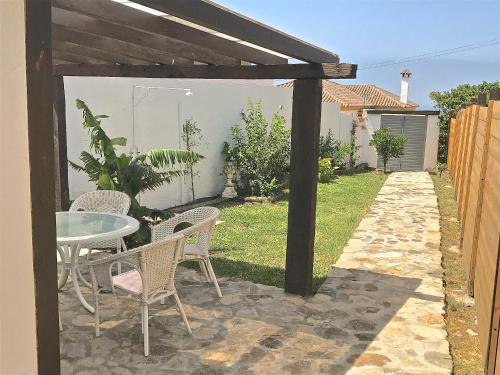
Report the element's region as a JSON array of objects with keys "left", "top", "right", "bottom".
[{"left": 377, "top": 115, "right": 427, "bottom": 171}]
